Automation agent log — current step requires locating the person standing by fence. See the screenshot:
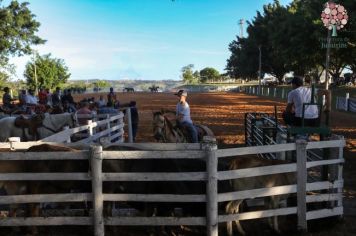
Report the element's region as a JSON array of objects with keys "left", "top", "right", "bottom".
[
  {"left": 283, "top": 76, "right": 319, "bottom": 127},
  {"left": 77, "top": 102, "right": 93, "bottom": 125},
  {"left": 107, "top": 87, "right": 117, "bottom": 107},
  {"left": 52, "top": 87, "right": 62, "bottom": 107},
  {"left": 46, "top": 88, "right": 52, "bottom": 106},
  {"left": 97, "top": 95, "right": 106, "bottom": 108},
  {"left": 38, "top": 88, "right": 48, "bottom": 105},
  {"left": 18, "top": 89, "right": 27, "bottom": 107}
]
